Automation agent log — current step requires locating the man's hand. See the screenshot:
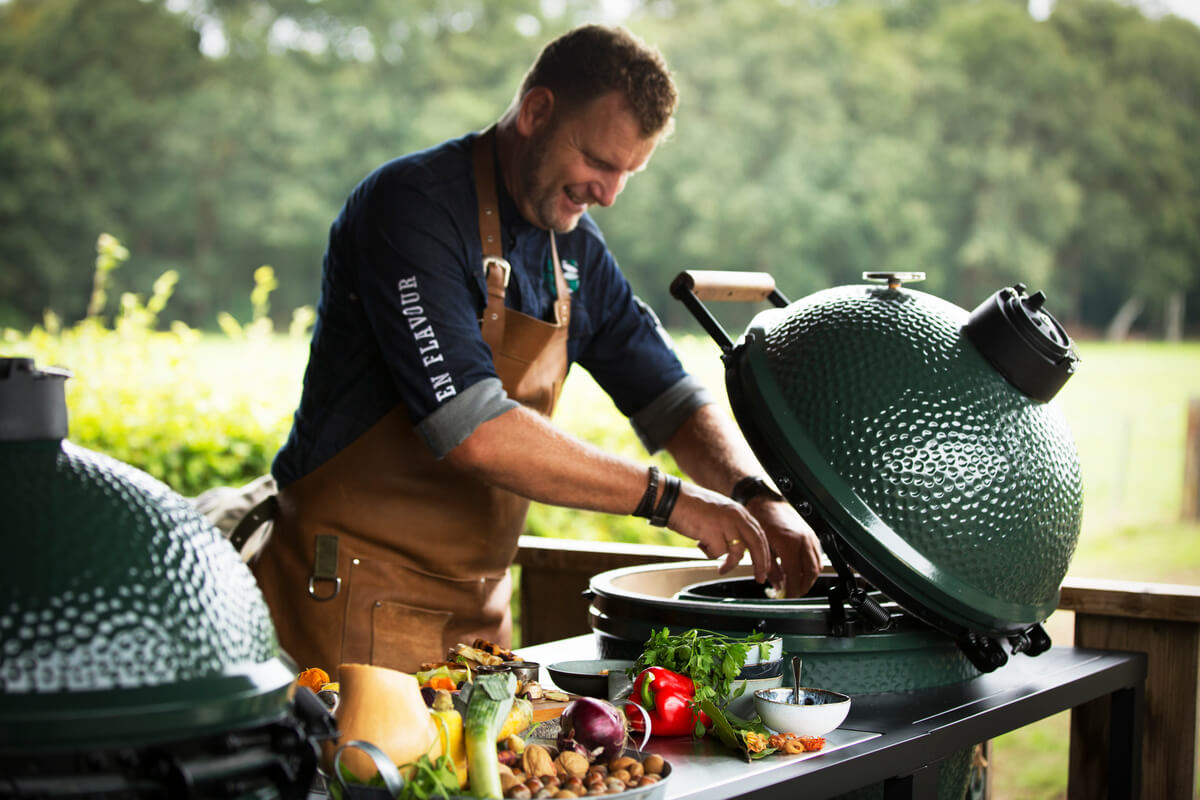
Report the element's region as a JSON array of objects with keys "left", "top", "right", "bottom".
[
  {"left": 743, "top": 496, "right": 823, "bottom": 597},
  {"left": 666, "top": 483, "right": 777, "bottom": 586}
]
